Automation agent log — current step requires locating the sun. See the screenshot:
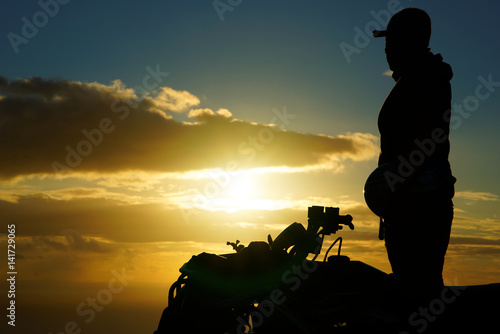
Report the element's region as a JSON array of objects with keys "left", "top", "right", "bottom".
[{"left": 229, "top": 176, "right": 254, "bottom": 200}]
